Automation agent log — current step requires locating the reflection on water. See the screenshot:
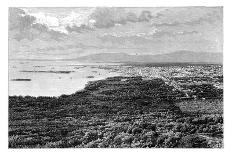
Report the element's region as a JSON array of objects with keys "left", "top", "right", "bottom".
[{"left": 9, "top": 60, "right": 121, "bottom": 97}]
